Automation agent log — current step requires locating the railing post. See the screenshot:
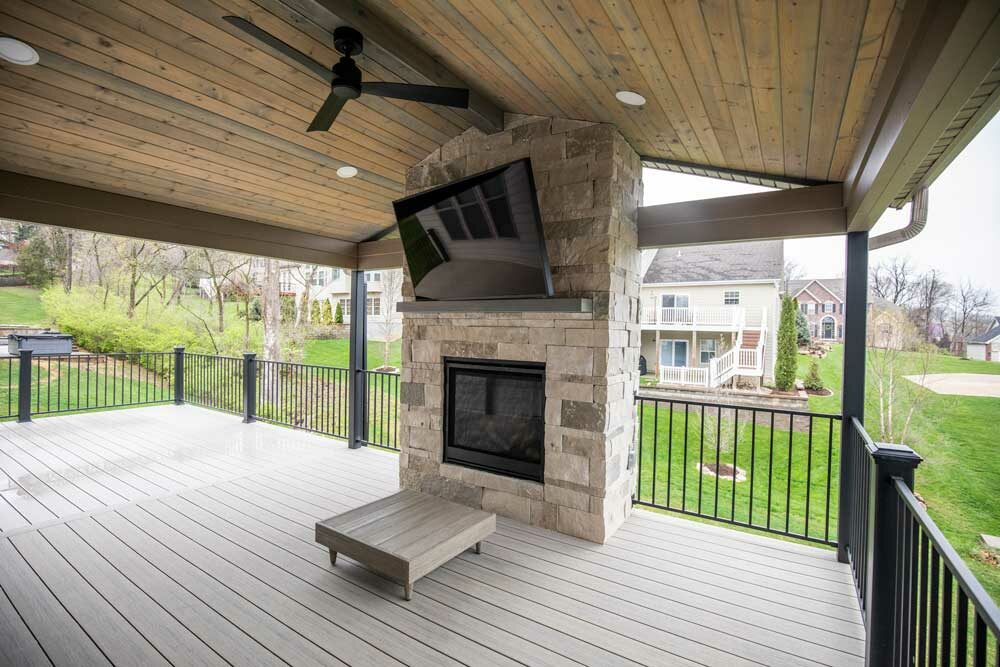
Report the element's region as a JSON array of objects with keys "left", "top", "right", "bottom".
[
  {"left": 347, "top": 270, "right": 368, "bottom": 448},
  {"left": 838, "top": 231, "right": 869, "bottom": 563},
  {"left": 17, "top": 349, "right": 32, "bottom": 423},
  {"left": 864, "top": 442, "right": 922, "bottom": 667},
  {"left": 173, "top": 345, "right": 184, "bottom": 405},
  {"left": 242, "top": 352, "right": 256, "bottom": 423}
]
